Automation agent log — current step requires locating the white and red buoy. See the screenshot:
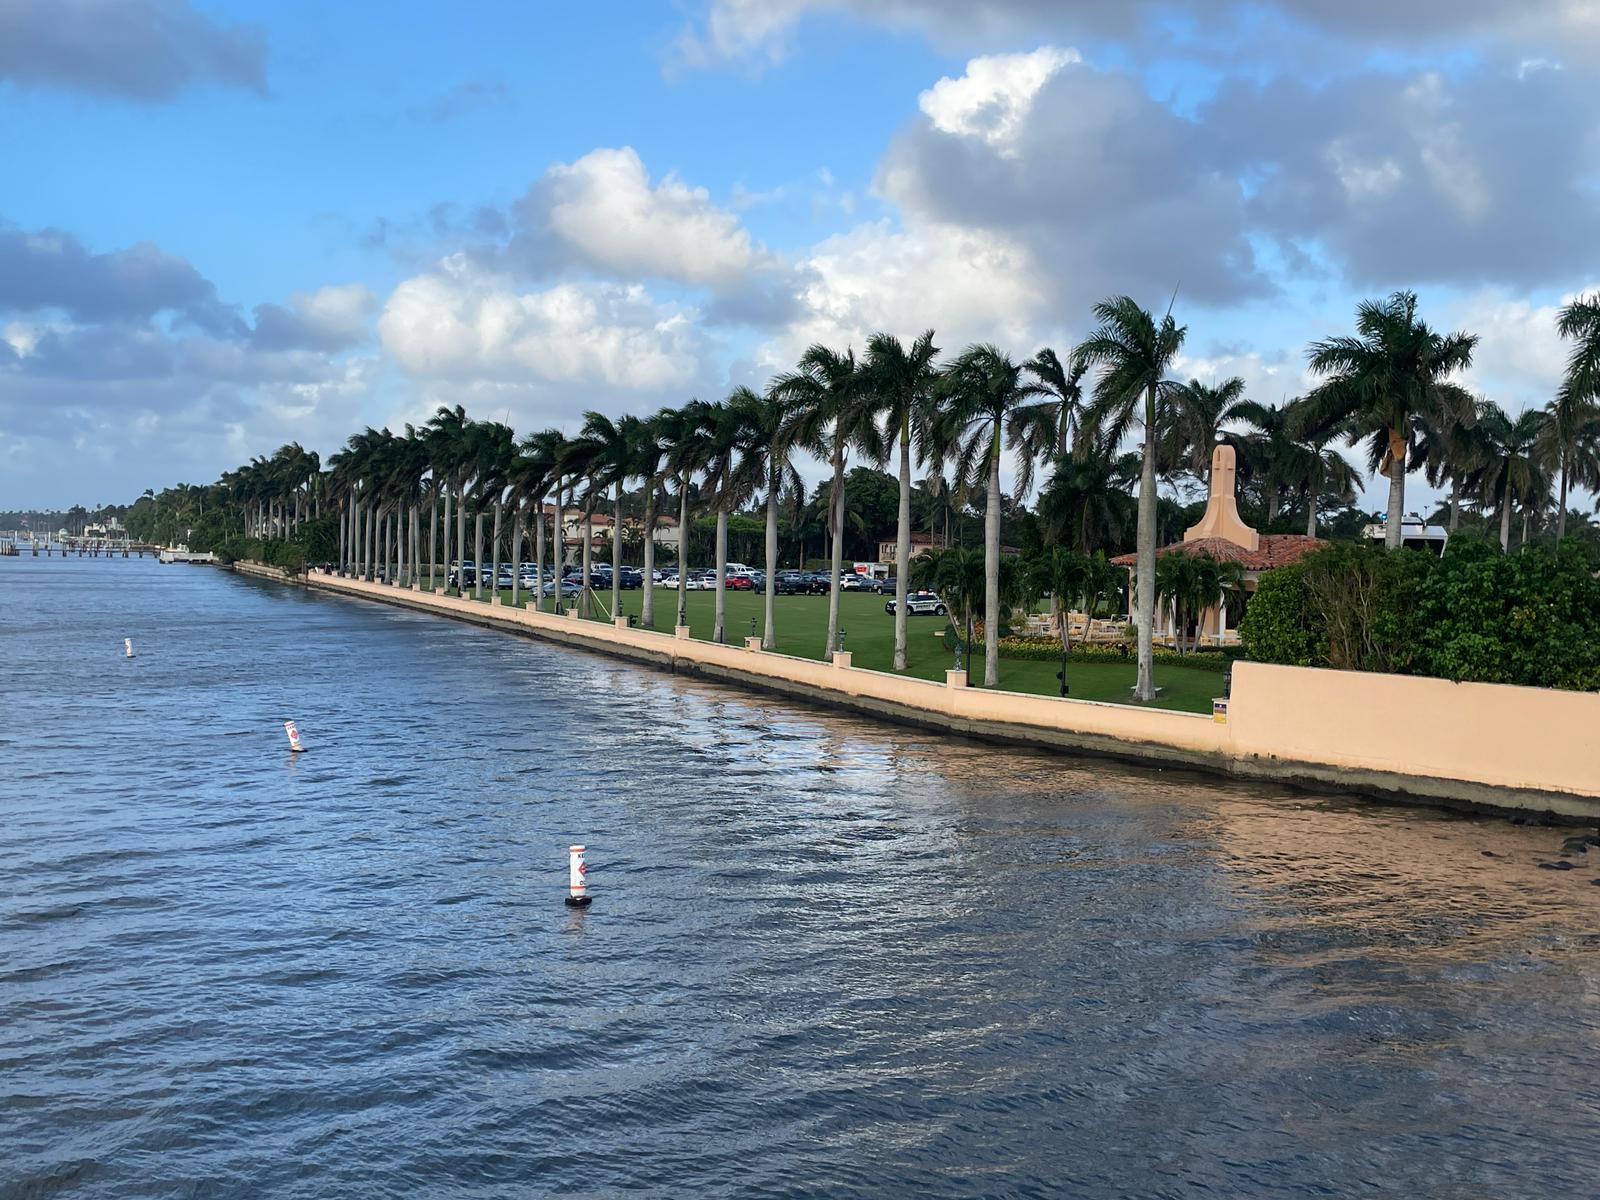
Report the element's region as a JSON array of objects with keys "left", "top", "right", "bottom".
[
  {"left": 124, "top": 638, "right": 135, "bottom": 659},
  {"left": 565, "top": 844, "right": 591, "bottom": 907},
  {"left": 283, "top": 720, "right": 306, "bottom": 753}
]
